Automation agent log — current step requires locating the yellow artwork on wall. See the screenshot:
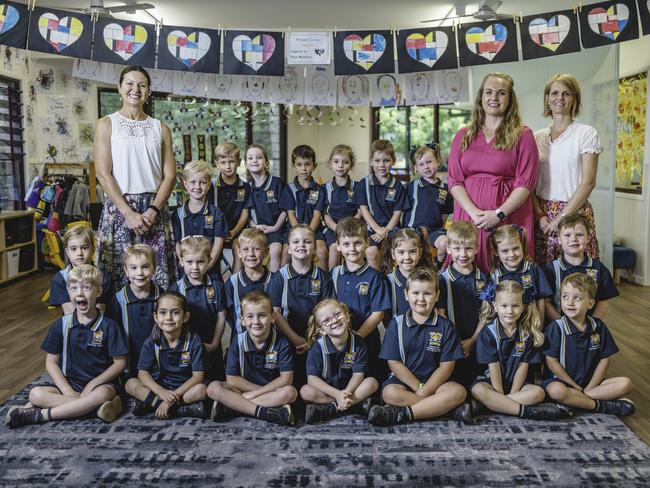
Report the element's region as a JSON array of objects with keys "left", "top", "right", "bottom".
[{"left": 616, "top": 71, "right": 647, "bottom": 194}]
